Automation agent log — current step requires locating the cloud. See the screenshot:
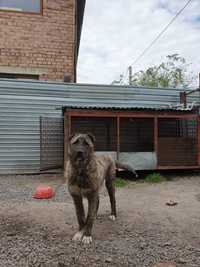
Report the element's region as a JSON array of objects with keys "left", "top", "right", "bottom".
[{"left": 77, "top": 0, "right": 200, "bottom": 86}]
